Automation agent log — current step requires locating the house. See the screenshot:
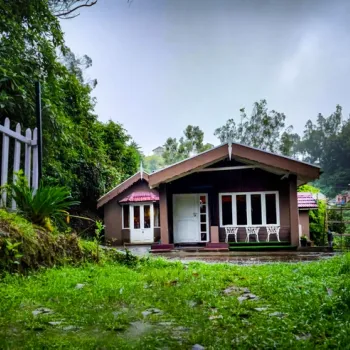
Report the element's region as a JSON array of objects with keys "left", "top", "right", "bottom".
[
  {"left": 335, "top": 191, "right": 350, "bottom": 205},
  {"left": 297, "top": 192, "right": 318, "bottom": 239},
  {"left": 152, "top": 146, "right": 164, "bottom": 157},
  {"left": 97, "top": 142, "right": 321, "bottom": 250}
]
